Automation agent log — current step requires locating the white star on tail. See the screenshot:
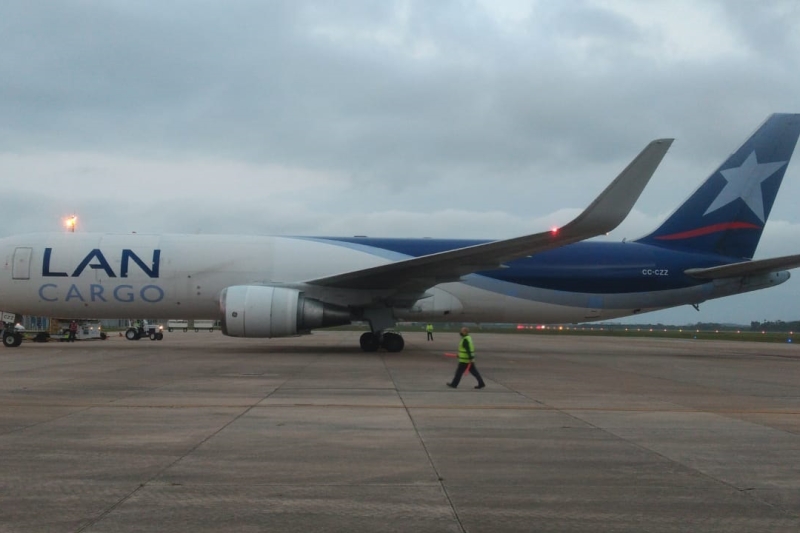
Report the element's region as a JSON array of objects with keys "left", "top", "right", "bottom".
[{"left": 704, "top": 151, "right": 787, "bottom": 222}]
